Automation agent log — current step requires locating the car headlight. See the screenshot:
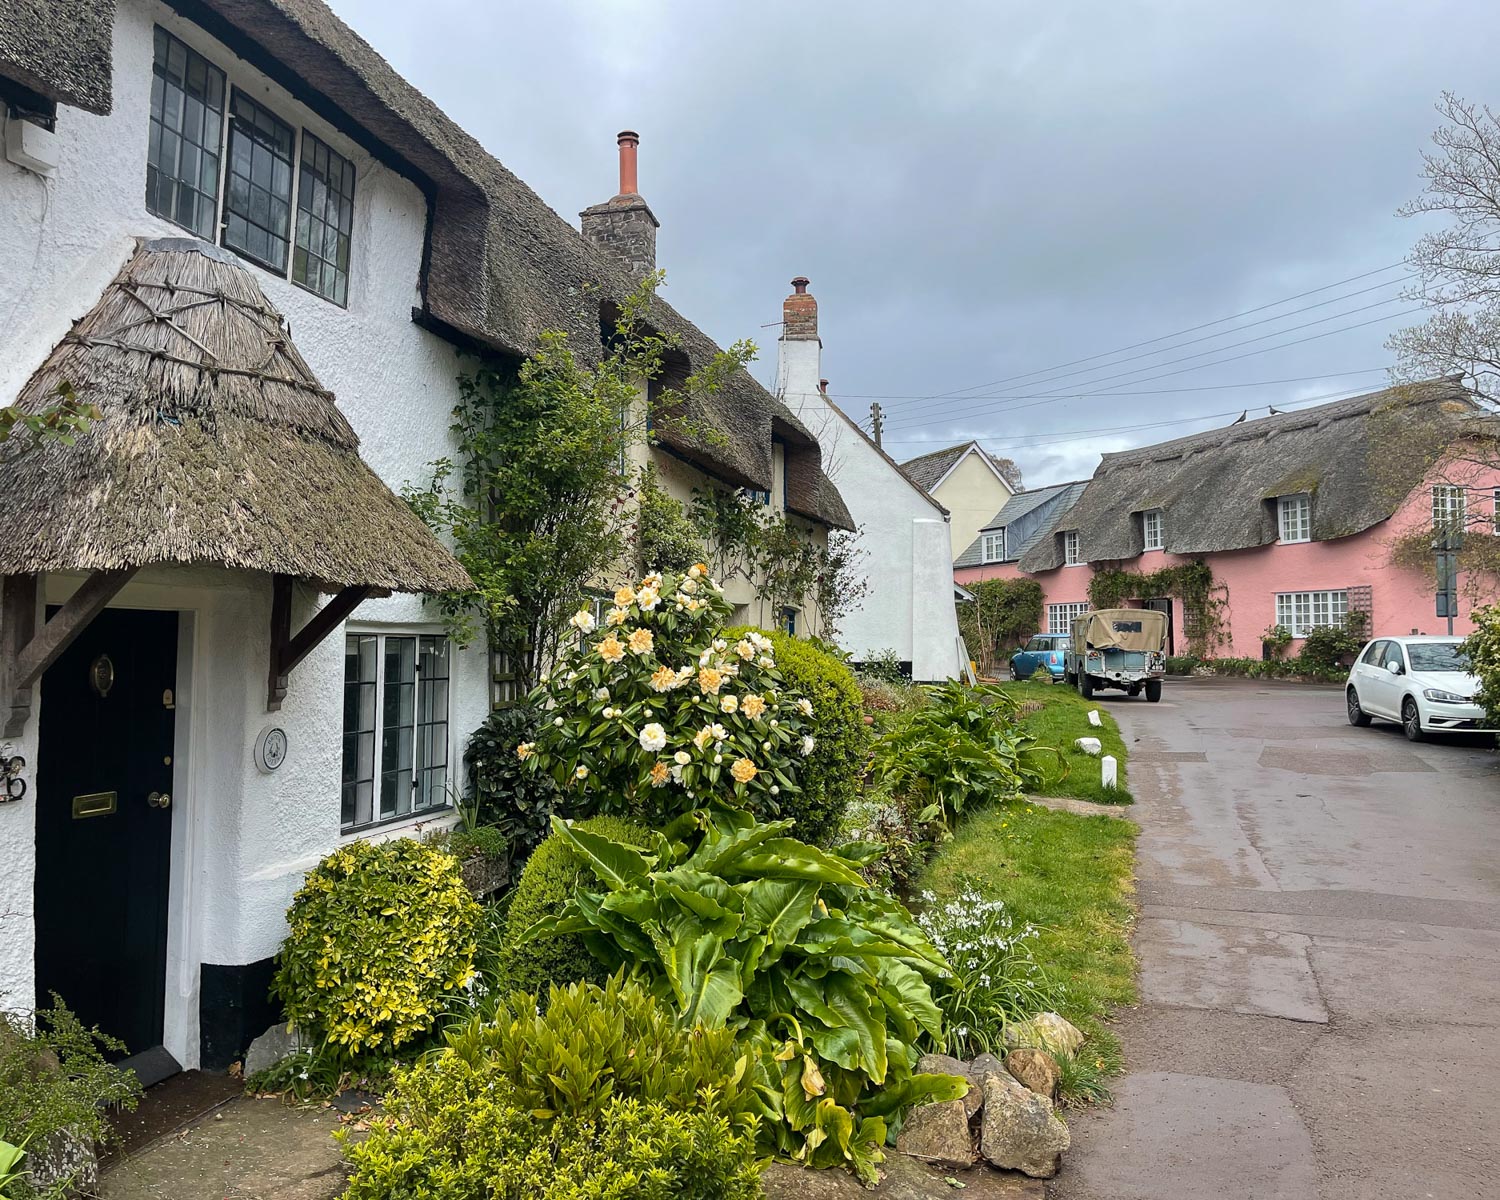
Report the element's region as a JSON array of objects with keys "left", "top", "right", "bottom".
[{"left": 1422, "top": 688, "right": 1470, "bottom": 703}]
